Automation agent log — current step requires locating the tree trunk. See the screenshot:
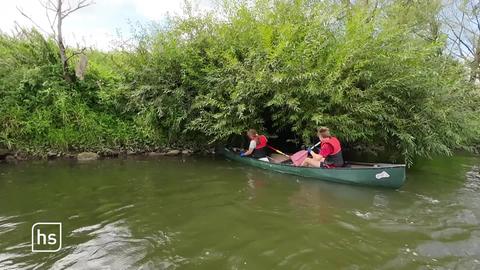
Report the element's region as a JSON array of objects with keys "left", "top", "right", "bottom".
[
  {"left": 470, "top": 38, "right": 480, "bottom": 82},
  {"left": 57, "top": 0, "right": 71, "bottom": 82},
  {"left": 75, "top": 54, "right": 88, "bottom": 80}
]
